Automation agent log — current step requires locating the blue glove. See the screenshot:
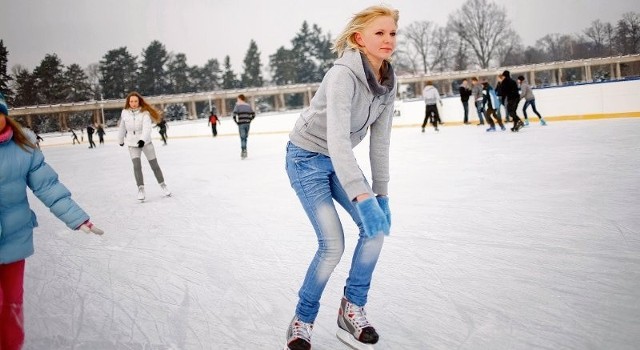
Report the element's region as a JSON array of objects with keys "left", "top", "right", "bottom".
[
  {"left": 356, "top": 197, "right": 390, "bottom": 238},
  {"left": 137, "top": 140, "right": 145, "bottom": 148},
  {"left": 376, "top": 196, "right": 391, "bottom": 228}
]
